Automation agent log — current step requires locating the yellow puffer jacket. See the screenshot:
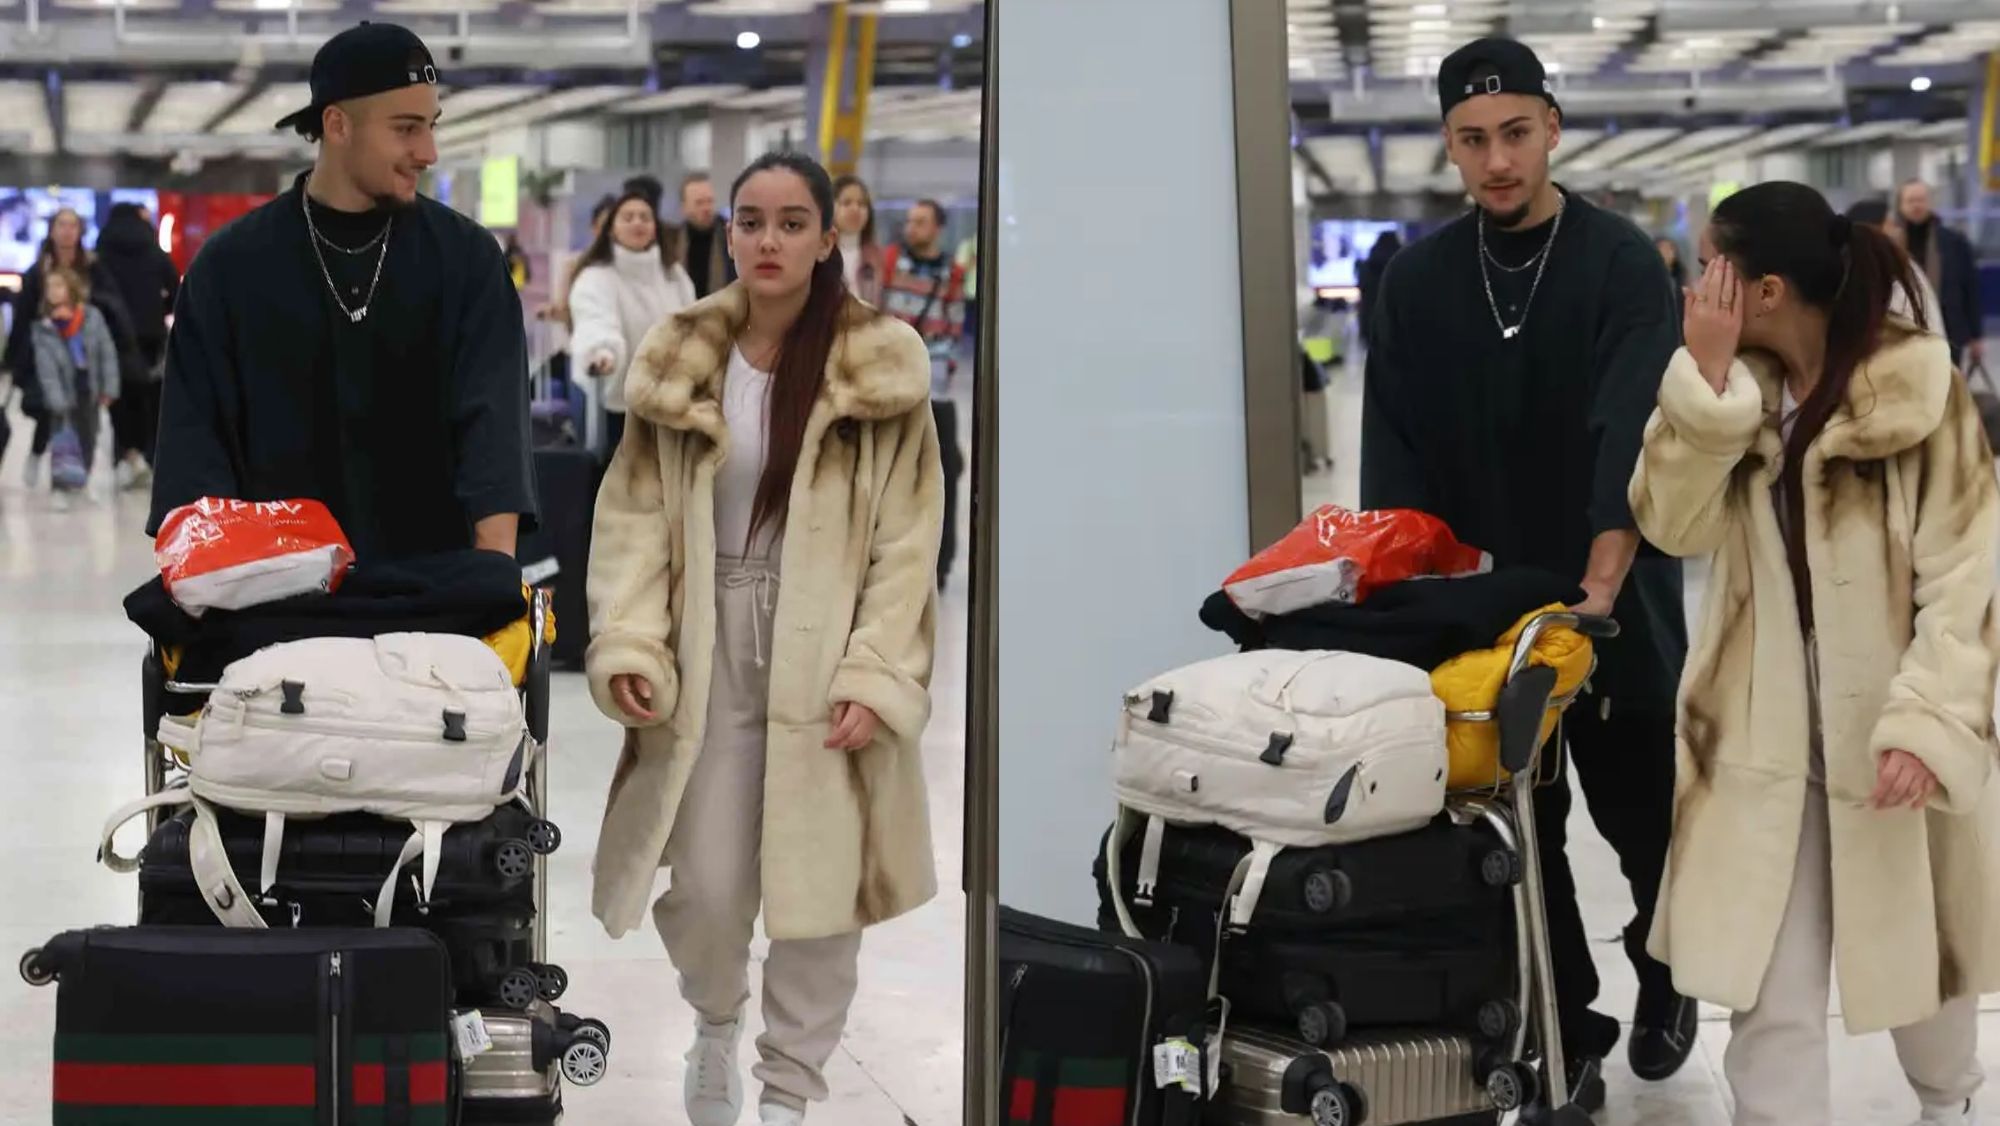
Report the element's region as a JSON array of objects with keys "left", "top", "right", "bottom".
[{"left": 1430, "top": 604, "right": 1592, "bottom": 791}]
